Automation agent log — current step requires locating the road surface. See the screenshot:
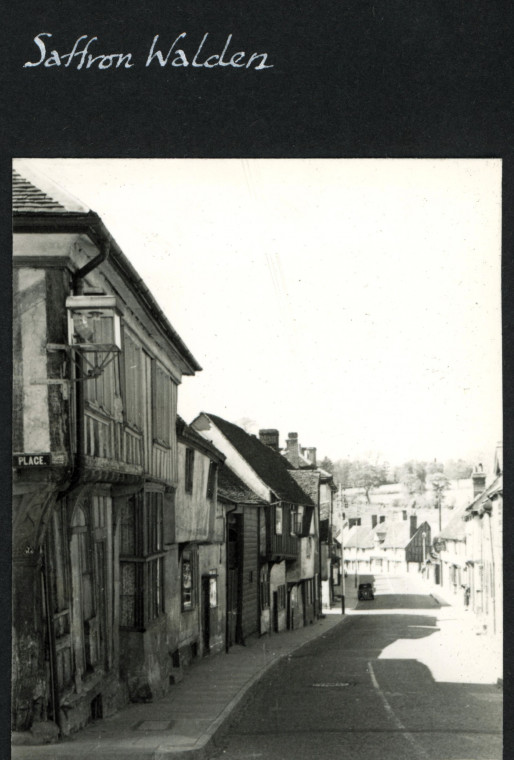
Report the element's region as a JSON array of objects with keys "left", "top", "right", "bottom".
[{"left": 210, "top": 574, "right": 502, "bottom": 760}]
